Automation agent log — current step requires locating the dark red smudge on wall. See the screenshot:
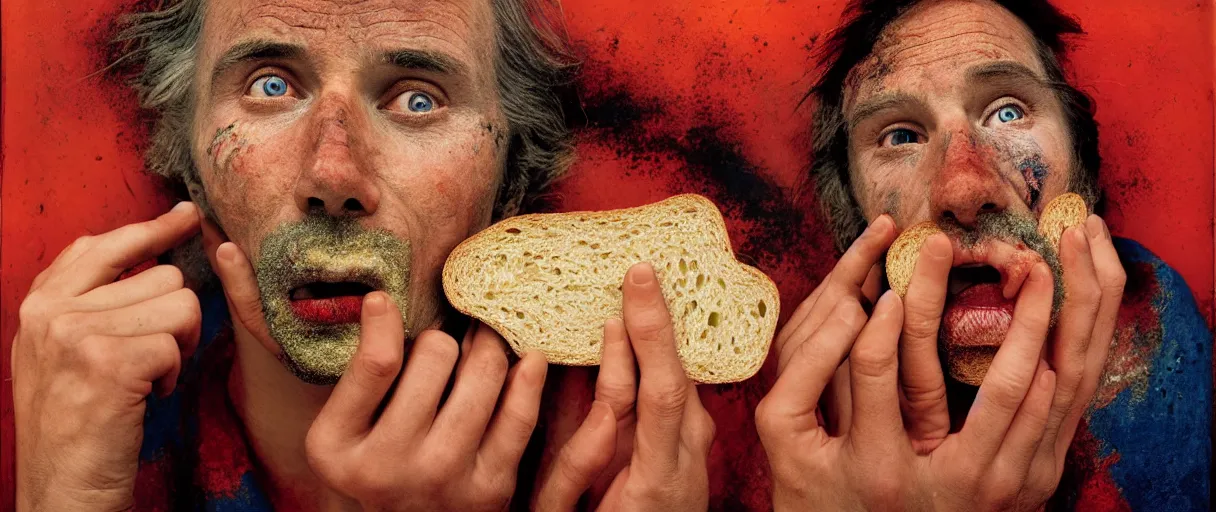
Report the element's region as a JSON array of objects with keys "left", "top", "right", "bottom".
[{"left": 1, "top": 0, "right": 1212, "bottom": 506}]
